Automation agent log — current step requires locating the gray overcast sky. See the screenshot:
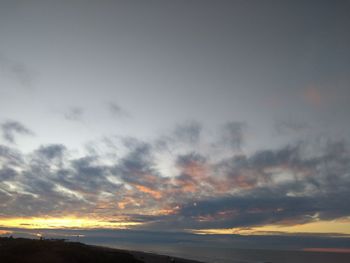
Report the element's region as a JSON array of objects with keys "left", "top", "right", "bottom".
[
  {"left": 1, "top": 0, "right": 349, "bottom": 152},
  {"left": 1, "top": 0, "right": 350, "bottom": 247}
]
